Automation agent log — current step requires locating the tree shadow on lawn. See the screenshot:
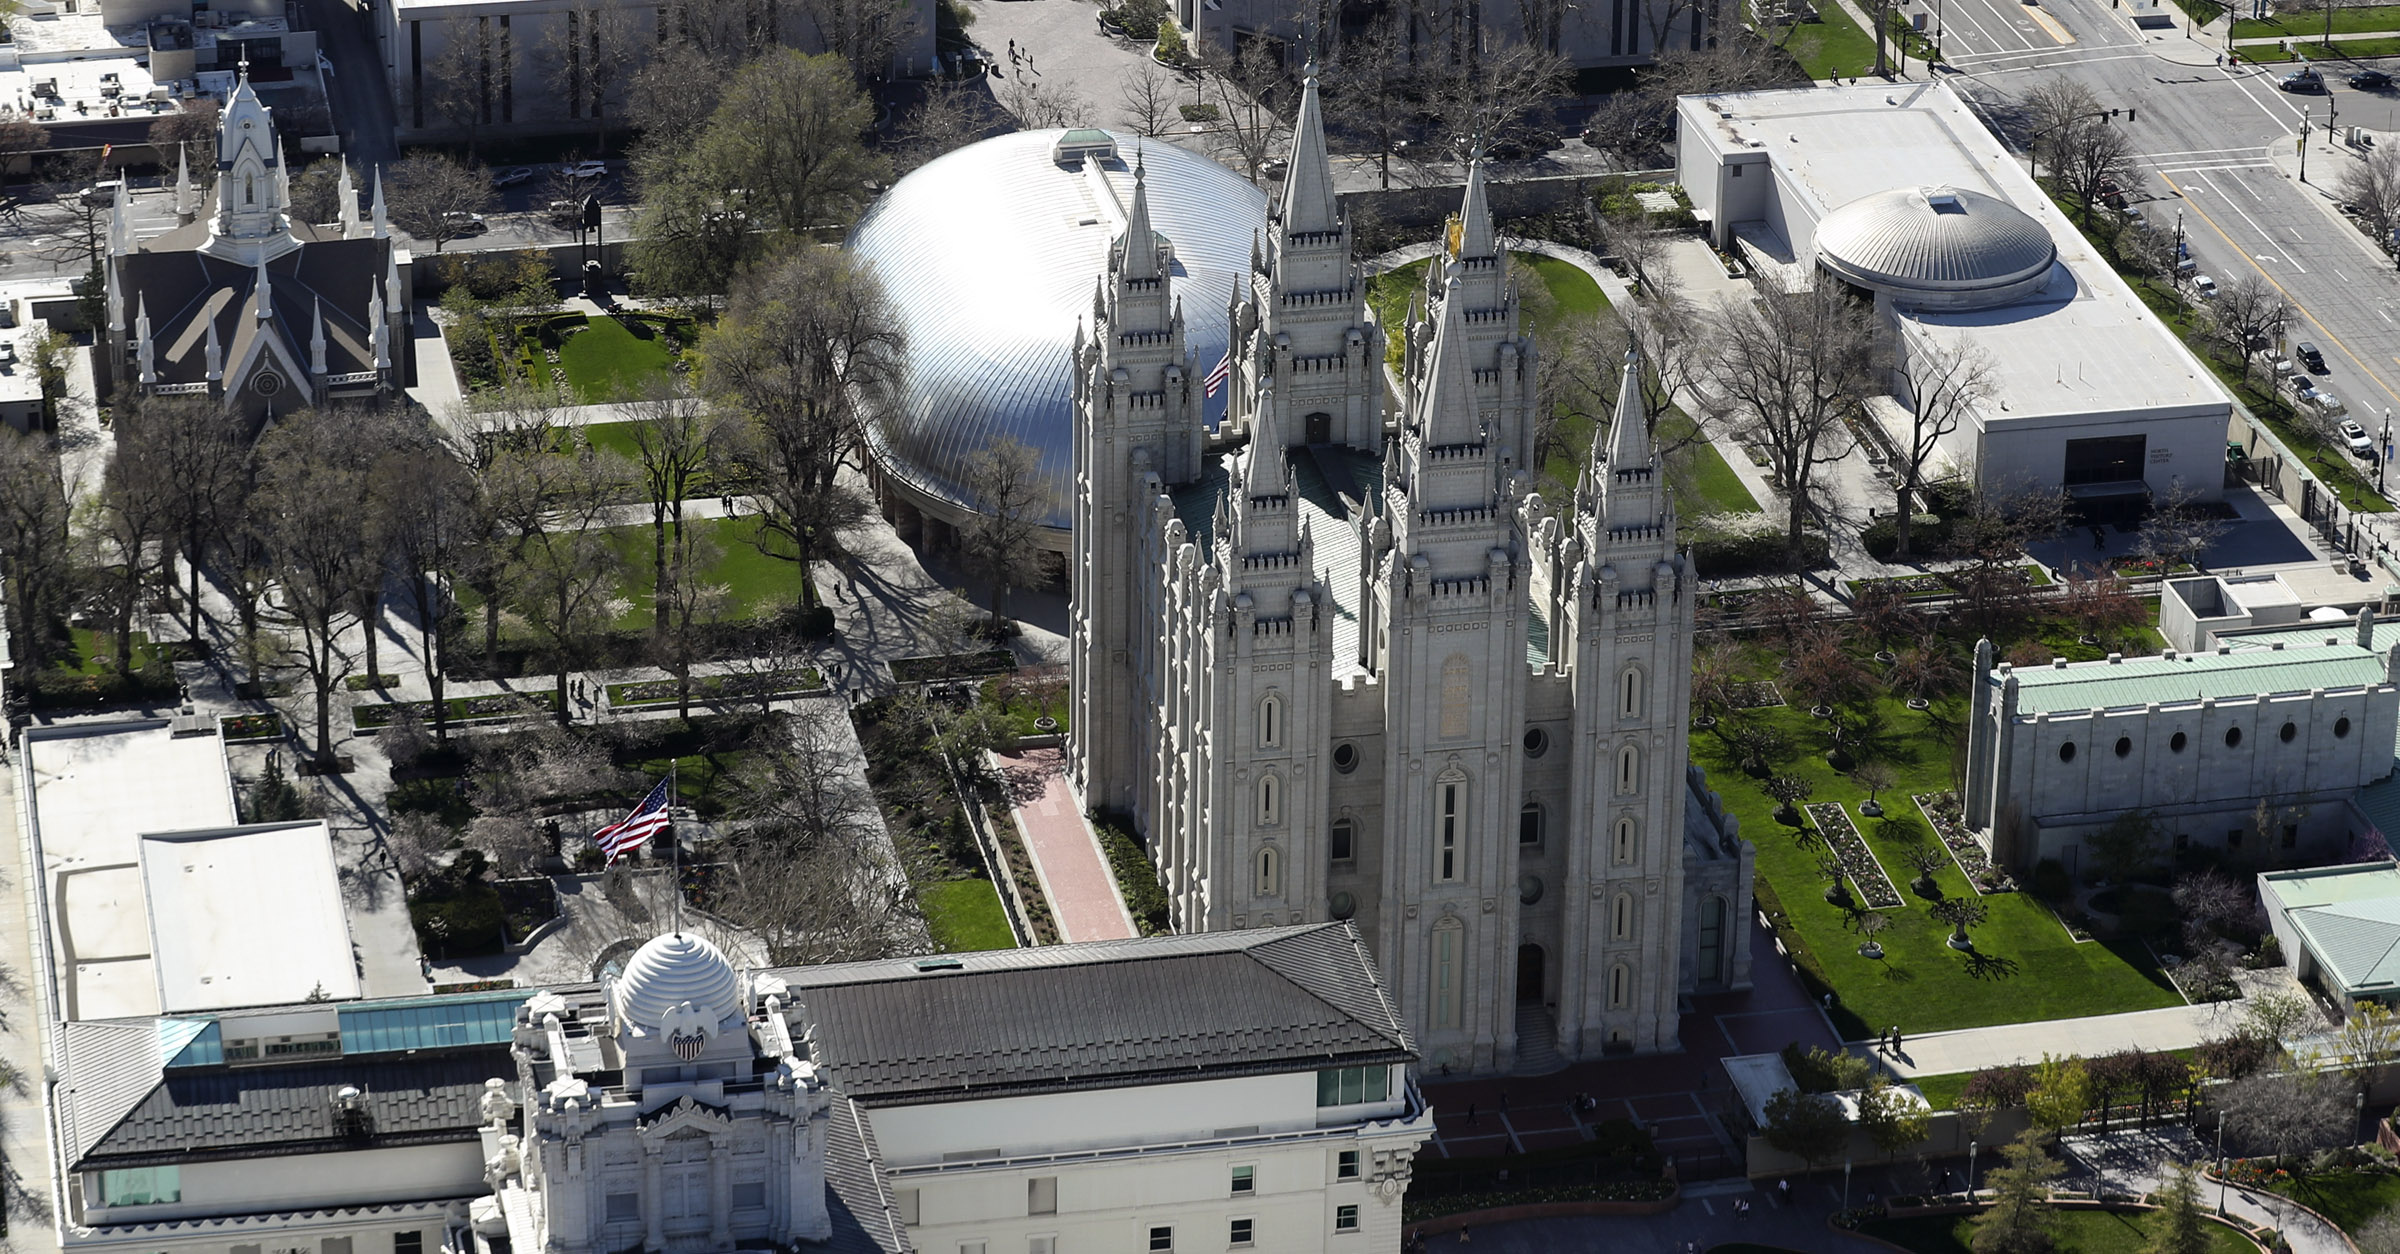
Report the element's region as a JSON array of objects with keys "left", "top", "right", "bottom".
[{"left": 1962, "top": 950, "right": 2021, "bottom": 981}]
